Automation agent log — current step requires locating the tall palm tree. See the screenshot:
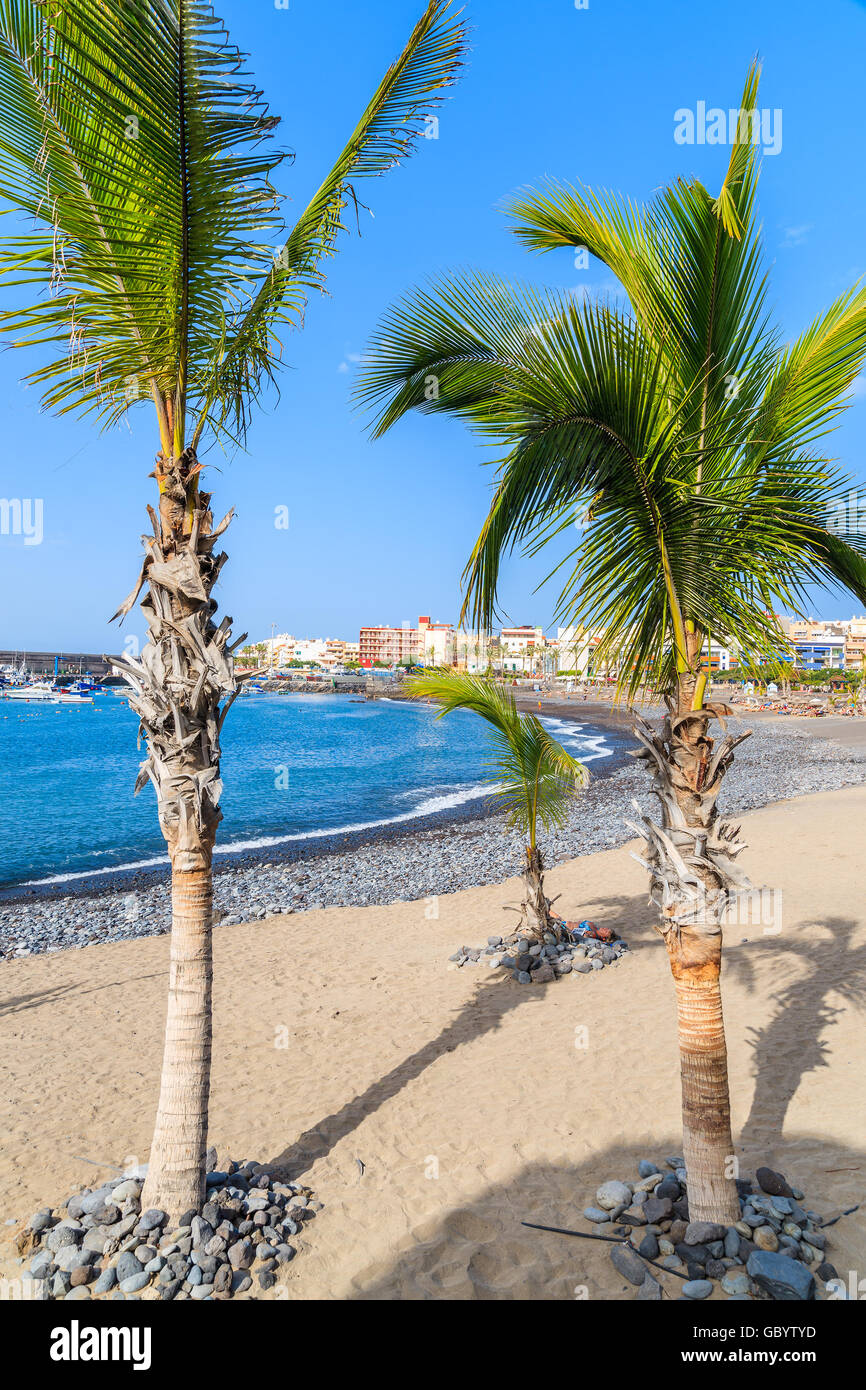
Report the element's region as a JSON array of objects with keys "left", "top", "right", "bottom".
[
  {"left": 0, "top": 0, "right": 467, "bottom": 1221},
  {"left": 356, "top": 65, "right": 866, "bottom": 1222},
  {"left": 408, "top": 669, "right": 586, "bottom": 936}
]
